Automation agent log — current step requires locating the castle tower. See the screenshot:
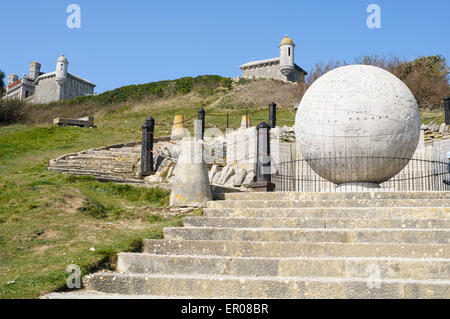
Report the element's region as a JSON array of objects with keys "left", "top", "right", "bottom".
[
  {"left": 55, "top": 54, "right": 69, "bottom": 86},
  {"left": 279, "top": 35, "right": 295, "bottom": 78},
  {"left": 29, "top": 61, "right": 41, "bottom": 80}
]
